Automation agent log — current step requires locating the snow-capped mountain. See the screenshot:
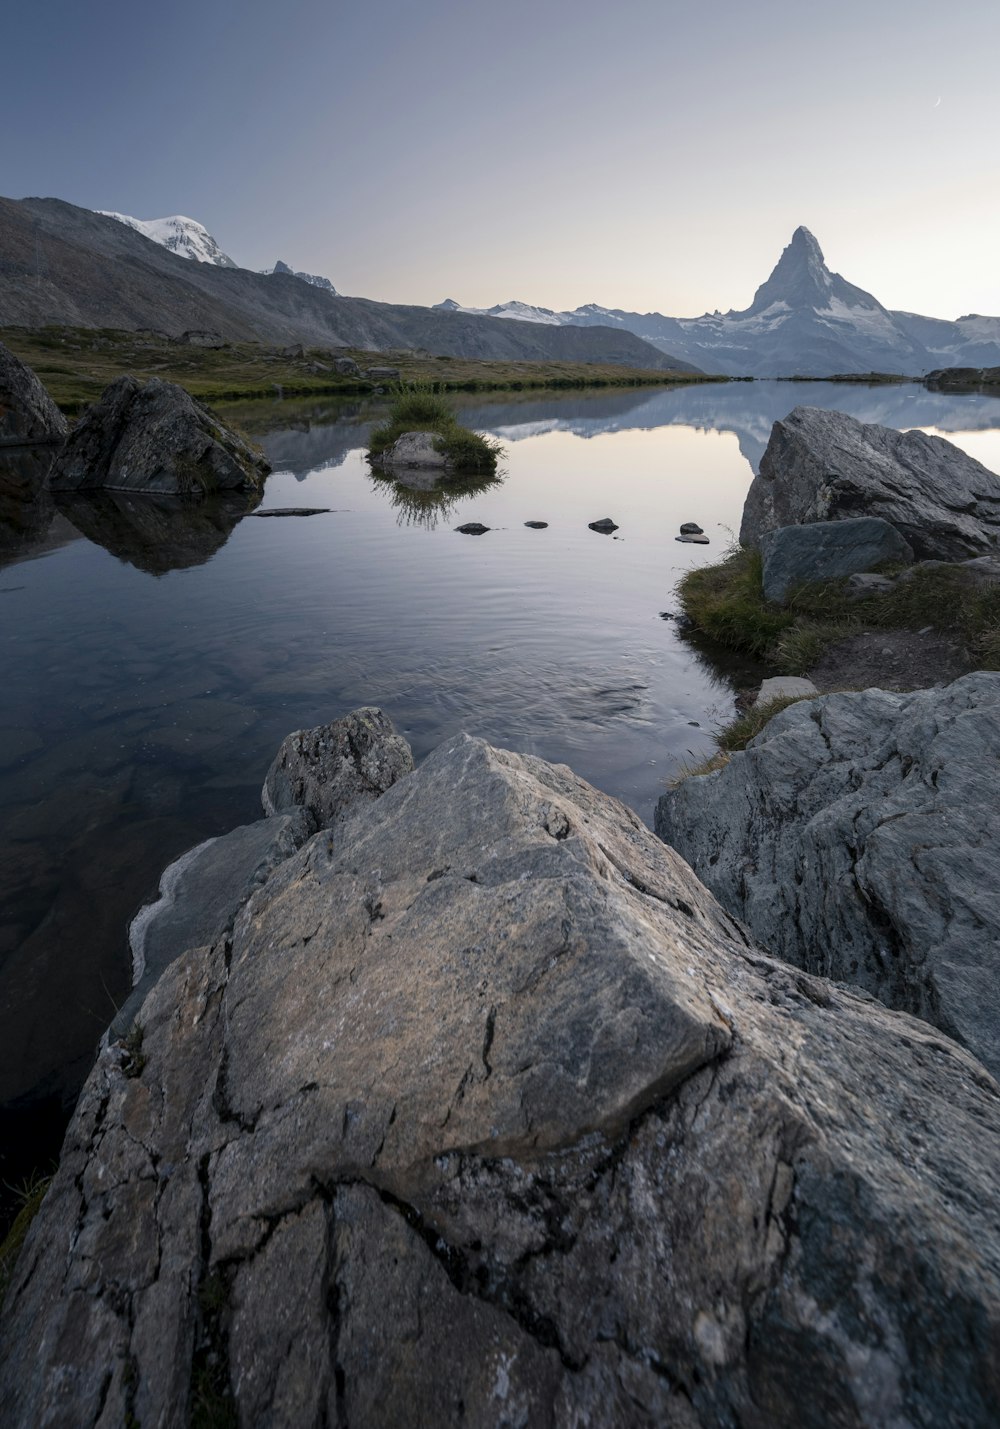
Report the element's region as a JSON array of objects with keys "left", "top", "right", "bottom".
[
  {"left": 261, "top": 258, "right": 337, "bottom": 295},
  {"left": 439, "top": 228, "right": 1000, "bottom": 377},
  {"left": 97, "top": 212, "right": 237, "bottom": 268},
  {"left": 434, "top": 298, "right": 566, "bottom": 326}
]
